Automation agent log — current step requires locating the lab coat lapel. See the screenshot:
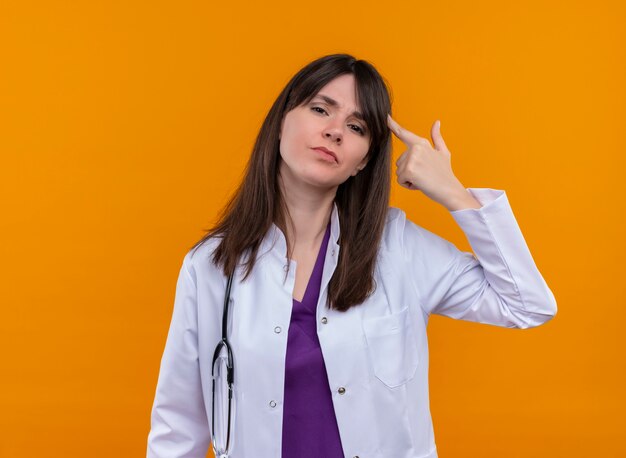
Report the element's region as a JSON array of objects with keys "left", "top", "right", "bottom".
[{"left": 317, "top": 201, "right": 341, "bottom": 314}]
